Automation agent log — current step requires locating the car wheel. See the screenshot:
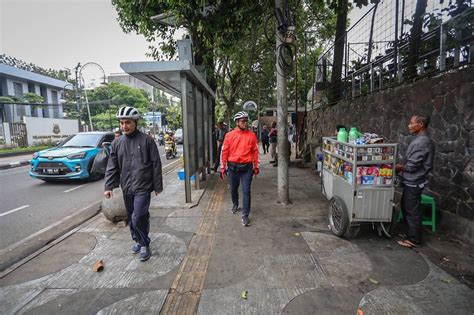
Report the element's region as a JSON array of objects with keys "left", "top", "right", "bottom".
[{"left": 87, "top": 161, "right": 103, "bottom": 181}]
